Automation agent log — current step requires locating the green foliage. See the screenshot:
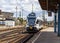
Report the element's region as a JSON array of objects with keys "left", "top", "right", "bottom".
[{"left": 17, "top": 17, "right": 23, "bottom": 24}]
